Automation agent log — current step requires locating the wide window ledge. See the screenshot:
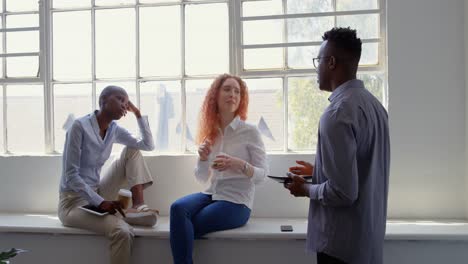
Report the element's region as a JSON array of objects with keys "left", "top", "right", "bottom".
[{"left": 1, "top": 213, "right": 468, "bottom": 241}]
